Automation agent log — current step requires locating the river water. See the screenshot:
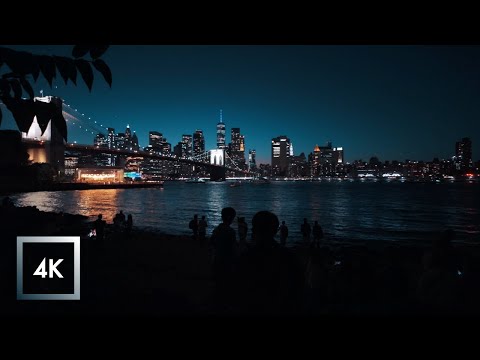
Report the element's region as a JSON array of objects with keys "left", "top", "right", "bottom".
[{"left": 9, "top": 181, "right": 480, "bottom": 246}]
